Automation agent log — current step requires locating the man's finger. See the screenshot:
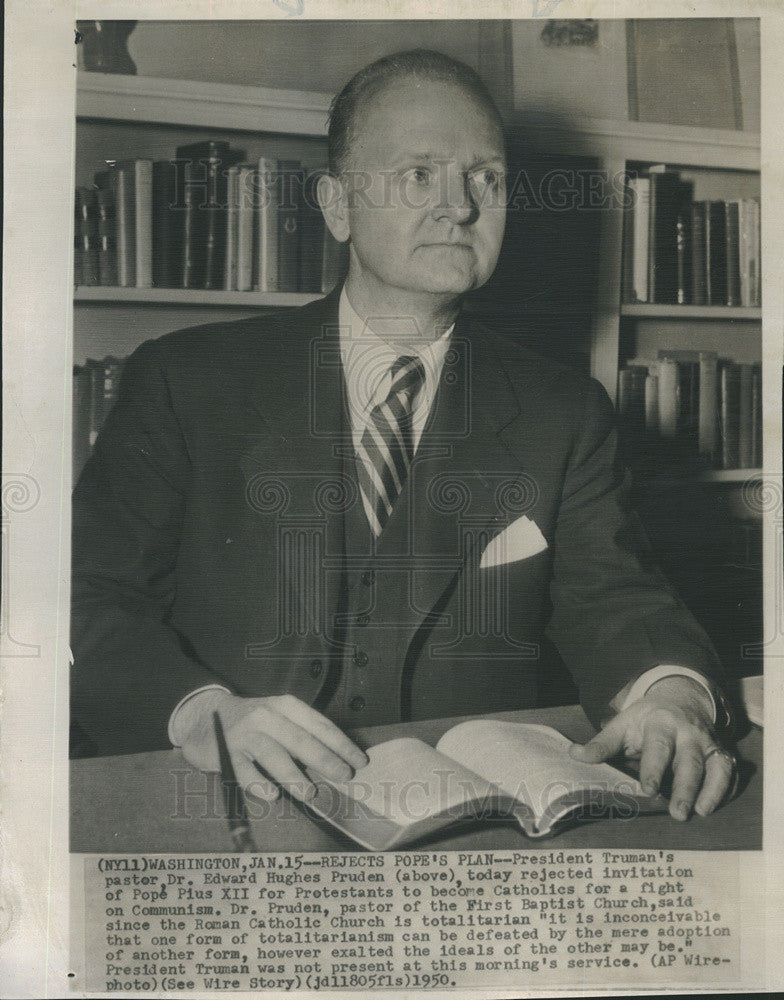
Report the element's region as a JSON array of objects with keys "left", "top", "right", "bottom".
[
  {"left": 272, "top": 695, "right": 369, "bottom": 769},
  {"left": 694, "top": 747, "right": 735, "bottom": 817},
  {"left": 231, "top": 752, "right": 280, "bottom": 803},
  {"left": 669, "top": 739, "right": 706, "bottom": 821},
  {"left": 568, "top": 716, "right": 626, "bottom": 763},
  {"left": 261, "top": 718, "right": 357, "bottom": 784},
  {"left": 638, "top": 728, "right": 676, "bottom": 797},
  {"left": 244, "top": 733, "right": 317, "bottom": 802}
]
